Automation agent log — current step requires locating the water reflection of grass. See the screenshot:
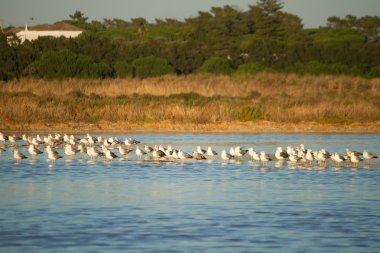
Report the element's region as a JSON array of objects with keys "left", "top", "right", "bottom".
[{"left": 0, "top": 73, "right": 379, "bottom": 130}]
